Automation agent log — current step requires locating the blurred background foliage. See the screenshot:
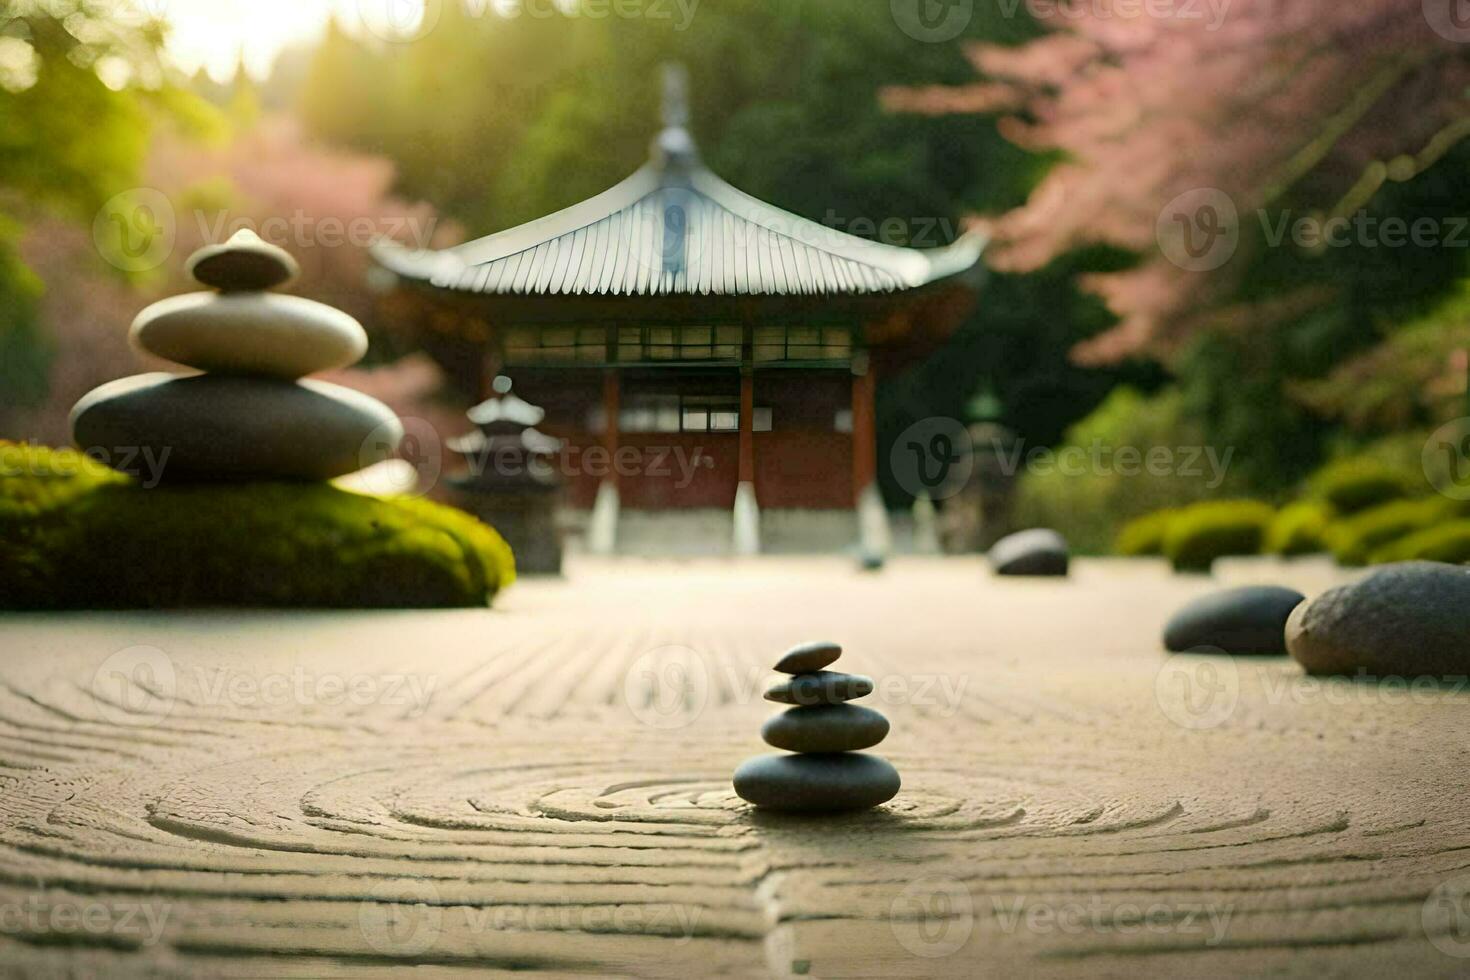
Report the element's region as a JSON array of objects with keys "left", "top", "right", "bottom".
[{"left": 4, "top": 0, "right": 1470, "bottom": 554}]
